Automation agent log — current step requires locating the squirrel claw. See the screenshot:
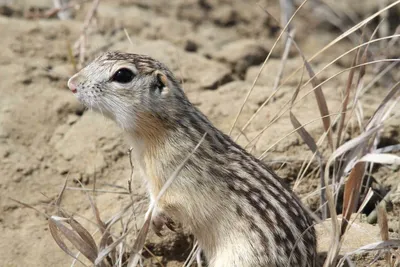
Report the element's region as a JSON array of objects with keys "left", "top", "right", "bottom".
[{"left": 151, "top": 212, "right": 178, "bottom": 236}]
